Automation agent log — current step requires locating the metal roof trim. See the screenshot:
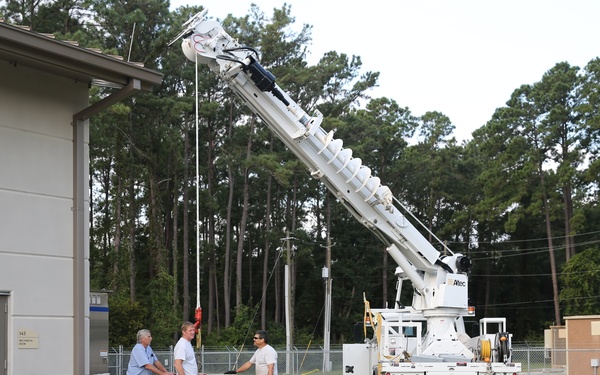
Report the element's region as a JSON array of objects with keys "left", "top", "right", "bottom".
[{"left": 0, "top": 21, "right": 163, "bottom": 91}]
